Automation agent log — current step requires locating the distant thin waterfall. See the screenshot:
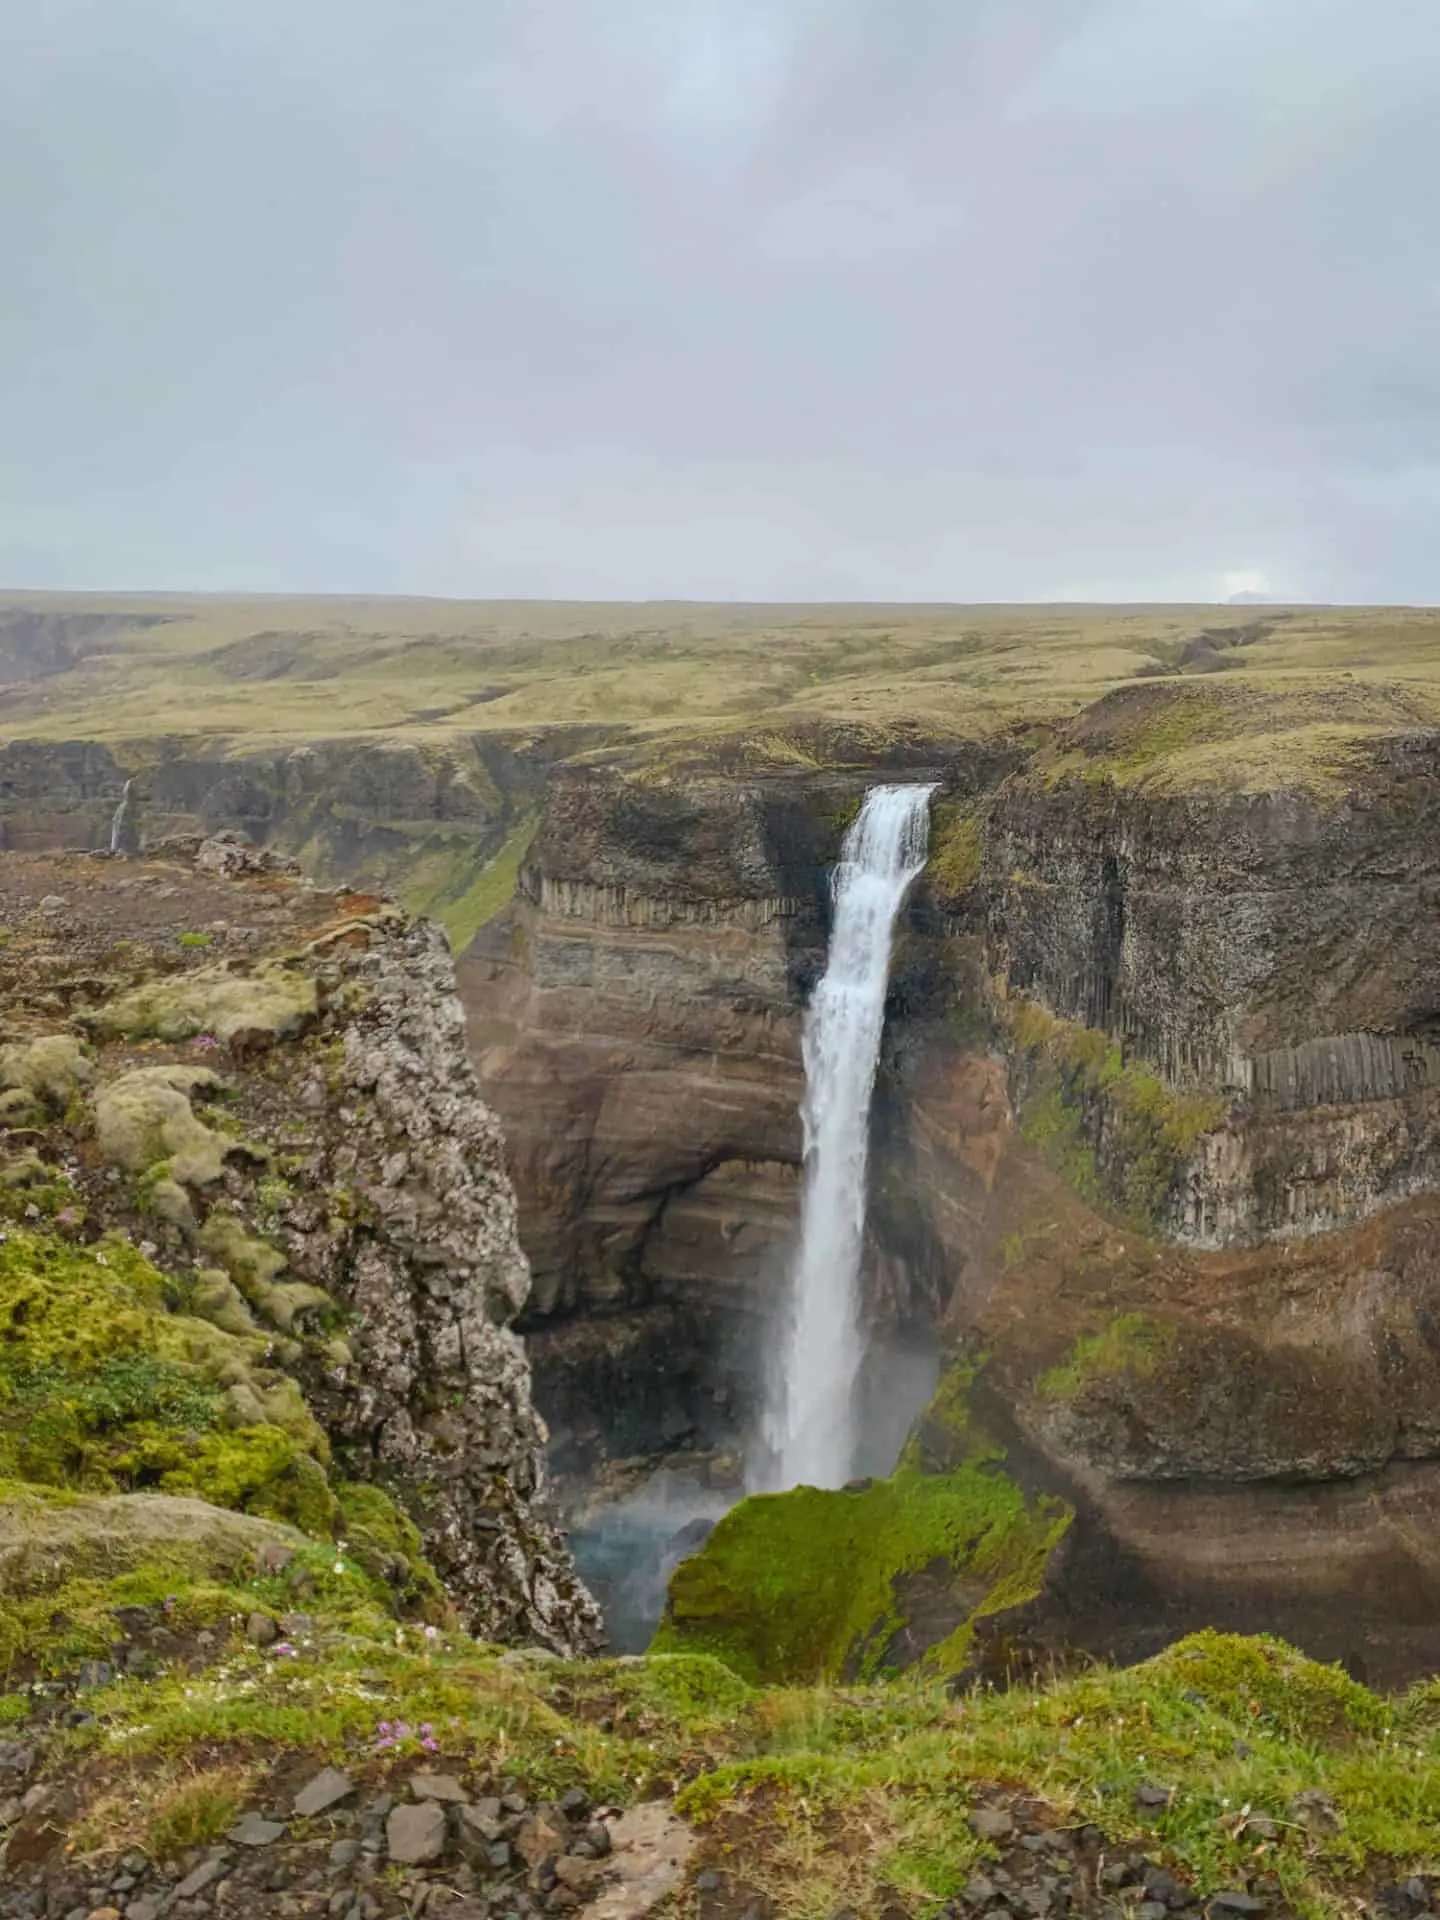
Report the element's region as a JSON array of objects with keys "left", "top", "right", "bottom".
[
  {"left": 109, "top": 778, "right": 135, "bottom": 855},
  {"left": 756, "top": 783, "right": 934, "bottom": 1492}
]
